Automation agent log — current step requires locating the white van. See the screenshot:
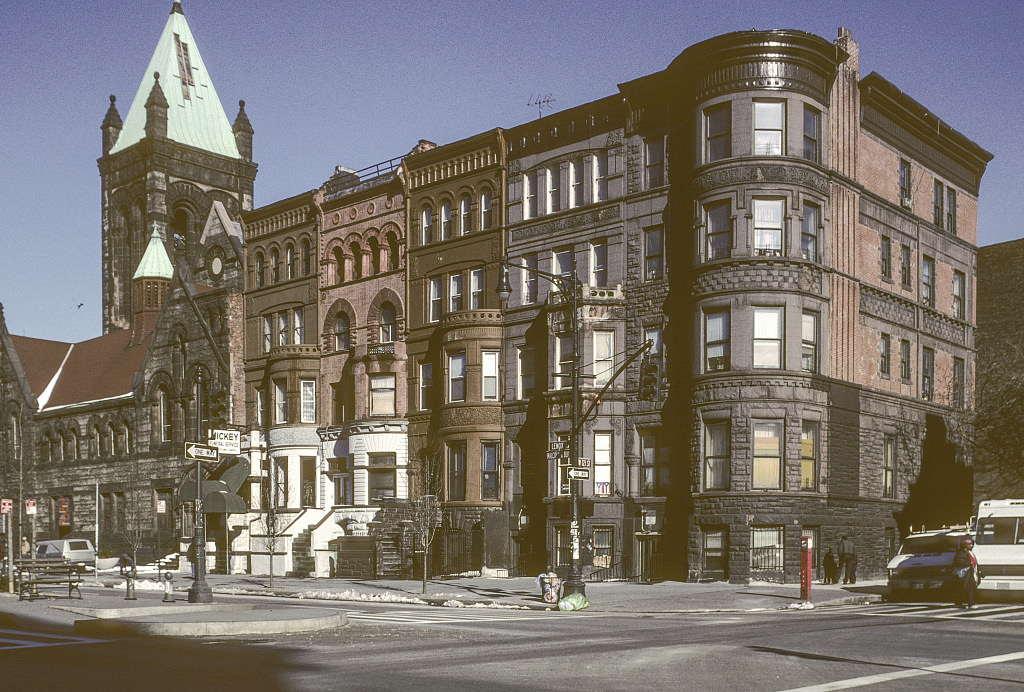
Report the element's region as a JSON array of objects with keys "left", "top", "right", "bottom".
[
  {"left": 35, "top": 538, "right": 96, "bottom": 566},
  {"left": 975, "top": 499, "right": 1024, "bottom": 592}
]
